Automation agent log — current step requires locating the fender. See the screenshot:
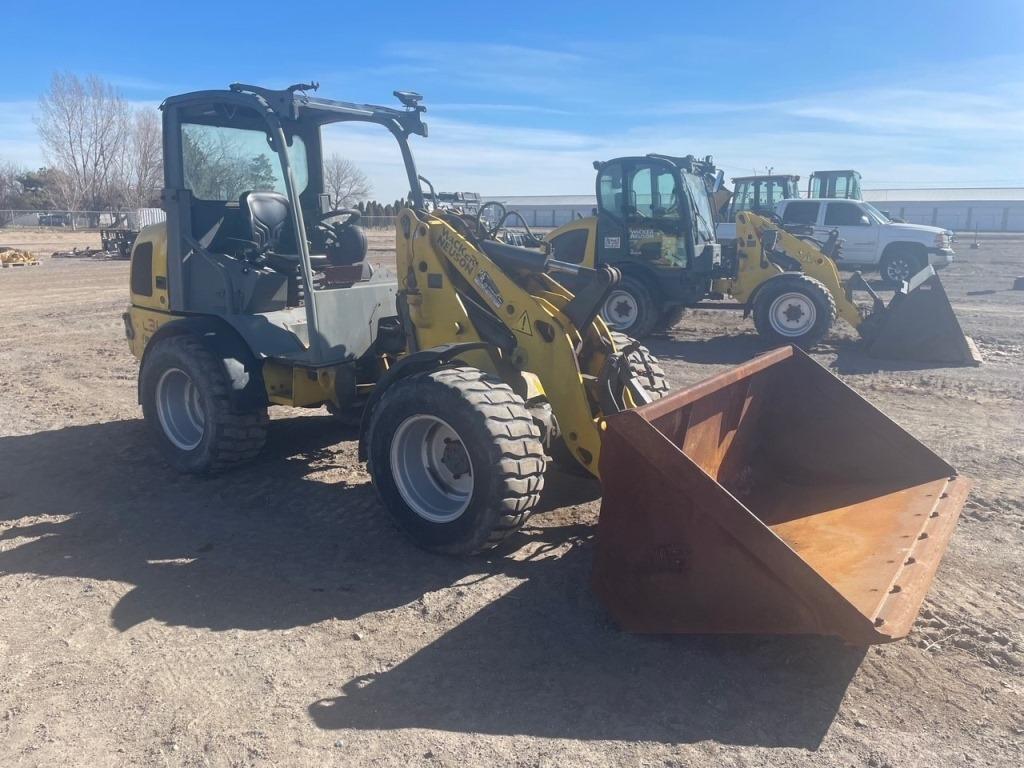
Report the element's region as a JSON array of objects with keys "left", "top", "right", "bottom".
[
  {"left": 139, "top": 316, "right": 268, "bottom": 412},
  {"left": 357, "top": 342, "right": 493, "bottom": 461}
]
